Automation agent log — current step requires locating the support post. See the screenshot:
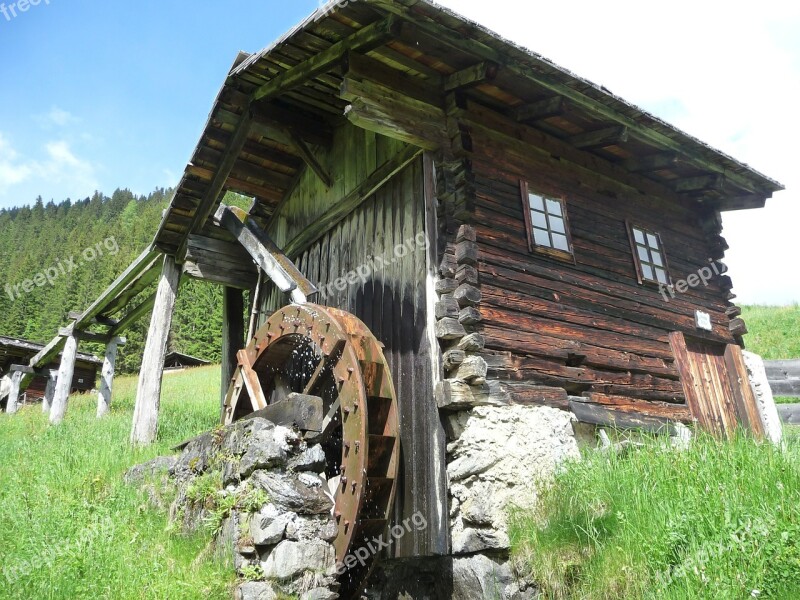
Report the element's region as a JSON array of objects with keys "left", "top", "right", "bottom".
[
  {"left": 221, "top": 287, "right": 245, "bottom": 418},
  {"left": 42, "top": 369, "right": 58, "bottom": 413},
  {"left": 50, "top": 332, "right": 80, "bottom": 425},
  {"left": 131, "top": 255, "right": 181, "bottom": 444},
  {"left": 97, "top": 336, "right": 126, "bottom": 418},
  {"left": 5, "top": 369, "right": 24, "bottom": 415}
]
